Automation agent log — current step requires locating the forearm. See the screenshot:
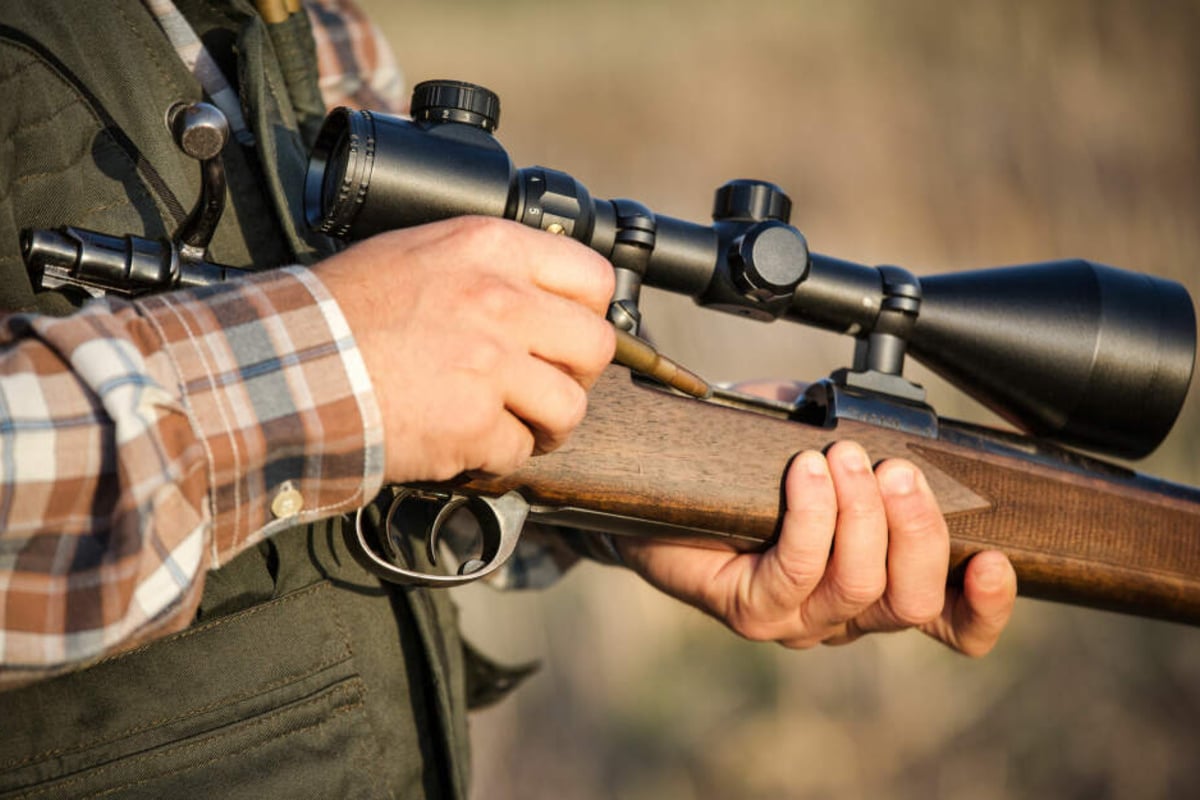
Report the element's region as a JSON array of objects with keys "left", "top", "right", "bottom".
[{"left": 0, "top": 267, "right": 383, "bottom": 684}]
